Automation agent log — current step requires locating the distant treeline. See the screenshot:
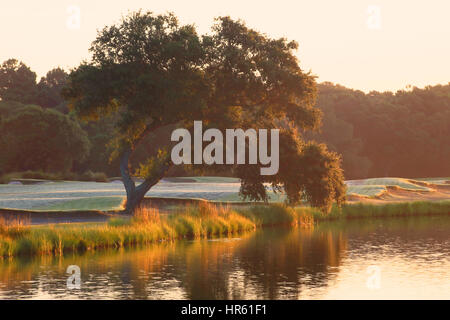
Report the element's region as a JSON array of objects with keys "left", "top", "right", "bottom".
[
  {"left": 0, "top": 59, "right": 449, "bottom": 180},
  {"left": 0, "top": 59, "right": 118, "bottom": 179},
  {"left": 308, "top": 82, "right": 450, "bottom": 179}
]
